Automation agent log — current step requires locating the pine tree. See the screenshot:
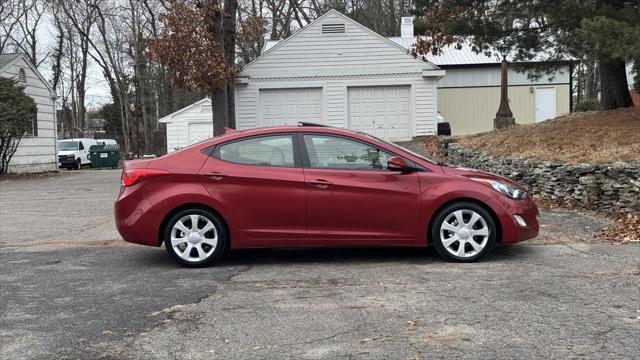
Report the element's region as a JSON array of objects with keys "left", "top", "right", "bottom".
[{"left": 412, "top": 0, "right": 639, "bottom": 111}]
